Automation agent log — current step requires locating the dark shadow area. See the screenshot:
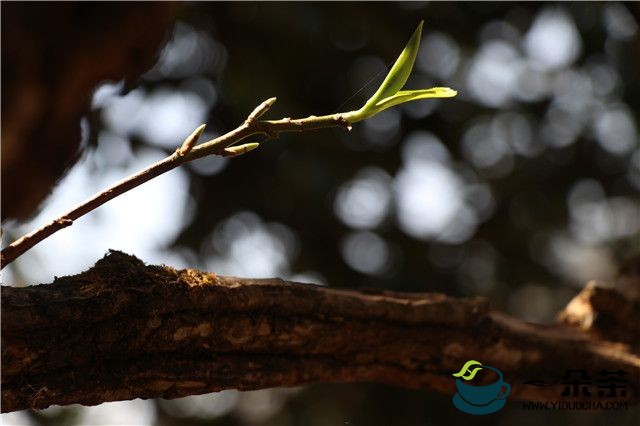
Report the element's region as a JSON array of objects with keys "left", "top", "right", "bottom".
[{"left": 2, "top": 2, "right": 638, "bottom": 425}]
